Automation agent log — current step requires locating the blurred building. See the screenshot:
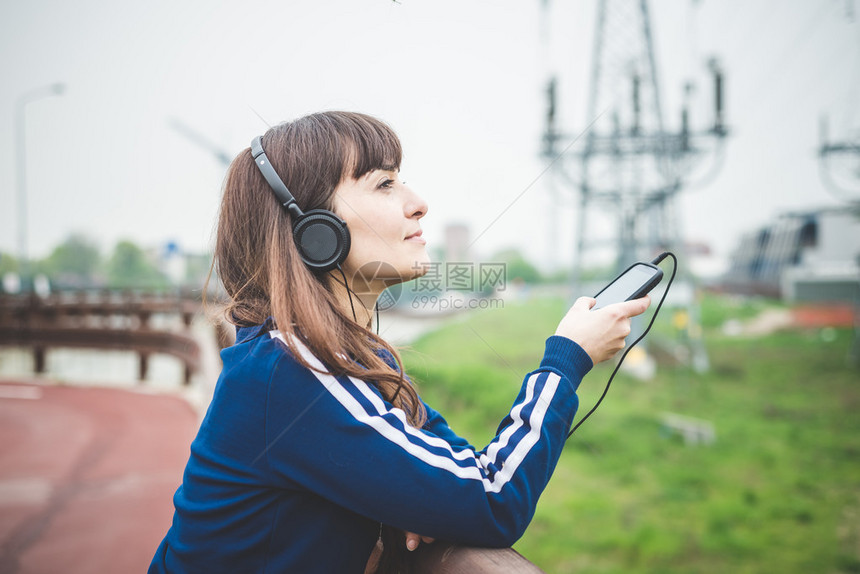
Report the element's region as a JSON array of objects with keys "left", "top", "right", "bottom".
[
  {"left": 722, "top": 207, "right": 860, "bottom": 302},
  {"left": 444, "top": 223, "right": 471, "bottom": 262}
]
